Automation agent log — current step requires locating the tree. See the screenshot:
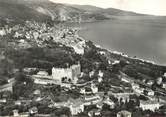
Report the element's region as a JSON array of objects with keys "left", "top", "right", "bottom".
[
  {"left": 53, "top": 107, "right": 70, "bottom": 117},
  {"left": 102, "top": 104, "right": 111, "bottom": 111}
]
